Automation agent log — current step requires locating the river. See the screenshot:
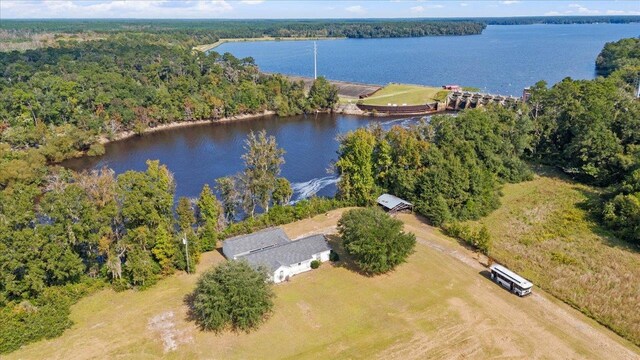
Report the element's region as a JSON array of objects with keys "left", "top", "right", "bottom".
[
  {"left": 63, "top": 114, "right": 418, "bottom": 201},
  {"left": 65, "top": 24, "right": 640, "bottom": 201}
]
